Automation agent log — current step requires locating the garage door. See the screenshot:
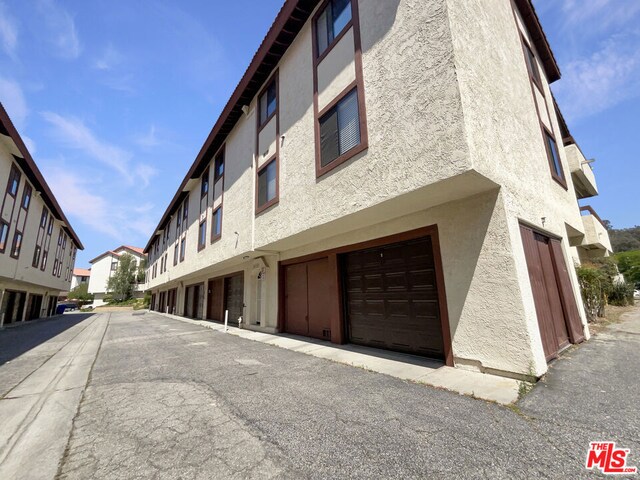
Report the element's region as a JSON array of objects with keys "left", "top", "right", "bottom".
[
  {"left": 224, "top": 274, "right": 244, "bottom": 325},
  {"left": 343, "top": 237, "right": 444, "bottom": 358}
]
